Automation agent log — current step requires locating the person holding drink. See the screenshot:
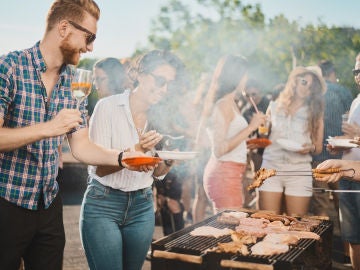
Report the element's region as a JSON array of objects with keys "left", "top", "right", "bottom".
[
  {"left": 0, "top": 1, "right": 151, "bottom": 269},
  {"left": 258, "top": 66, "right": 326, "bottom": 216},
  {"left": 257, "top": 118, "right": 271, "bottom": 137},
  {"left": 201, "top": 54, "right": 266, "bottom": 213},
  {"left": 71, "top": 68, "right": 93, "bottom": 109}
]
